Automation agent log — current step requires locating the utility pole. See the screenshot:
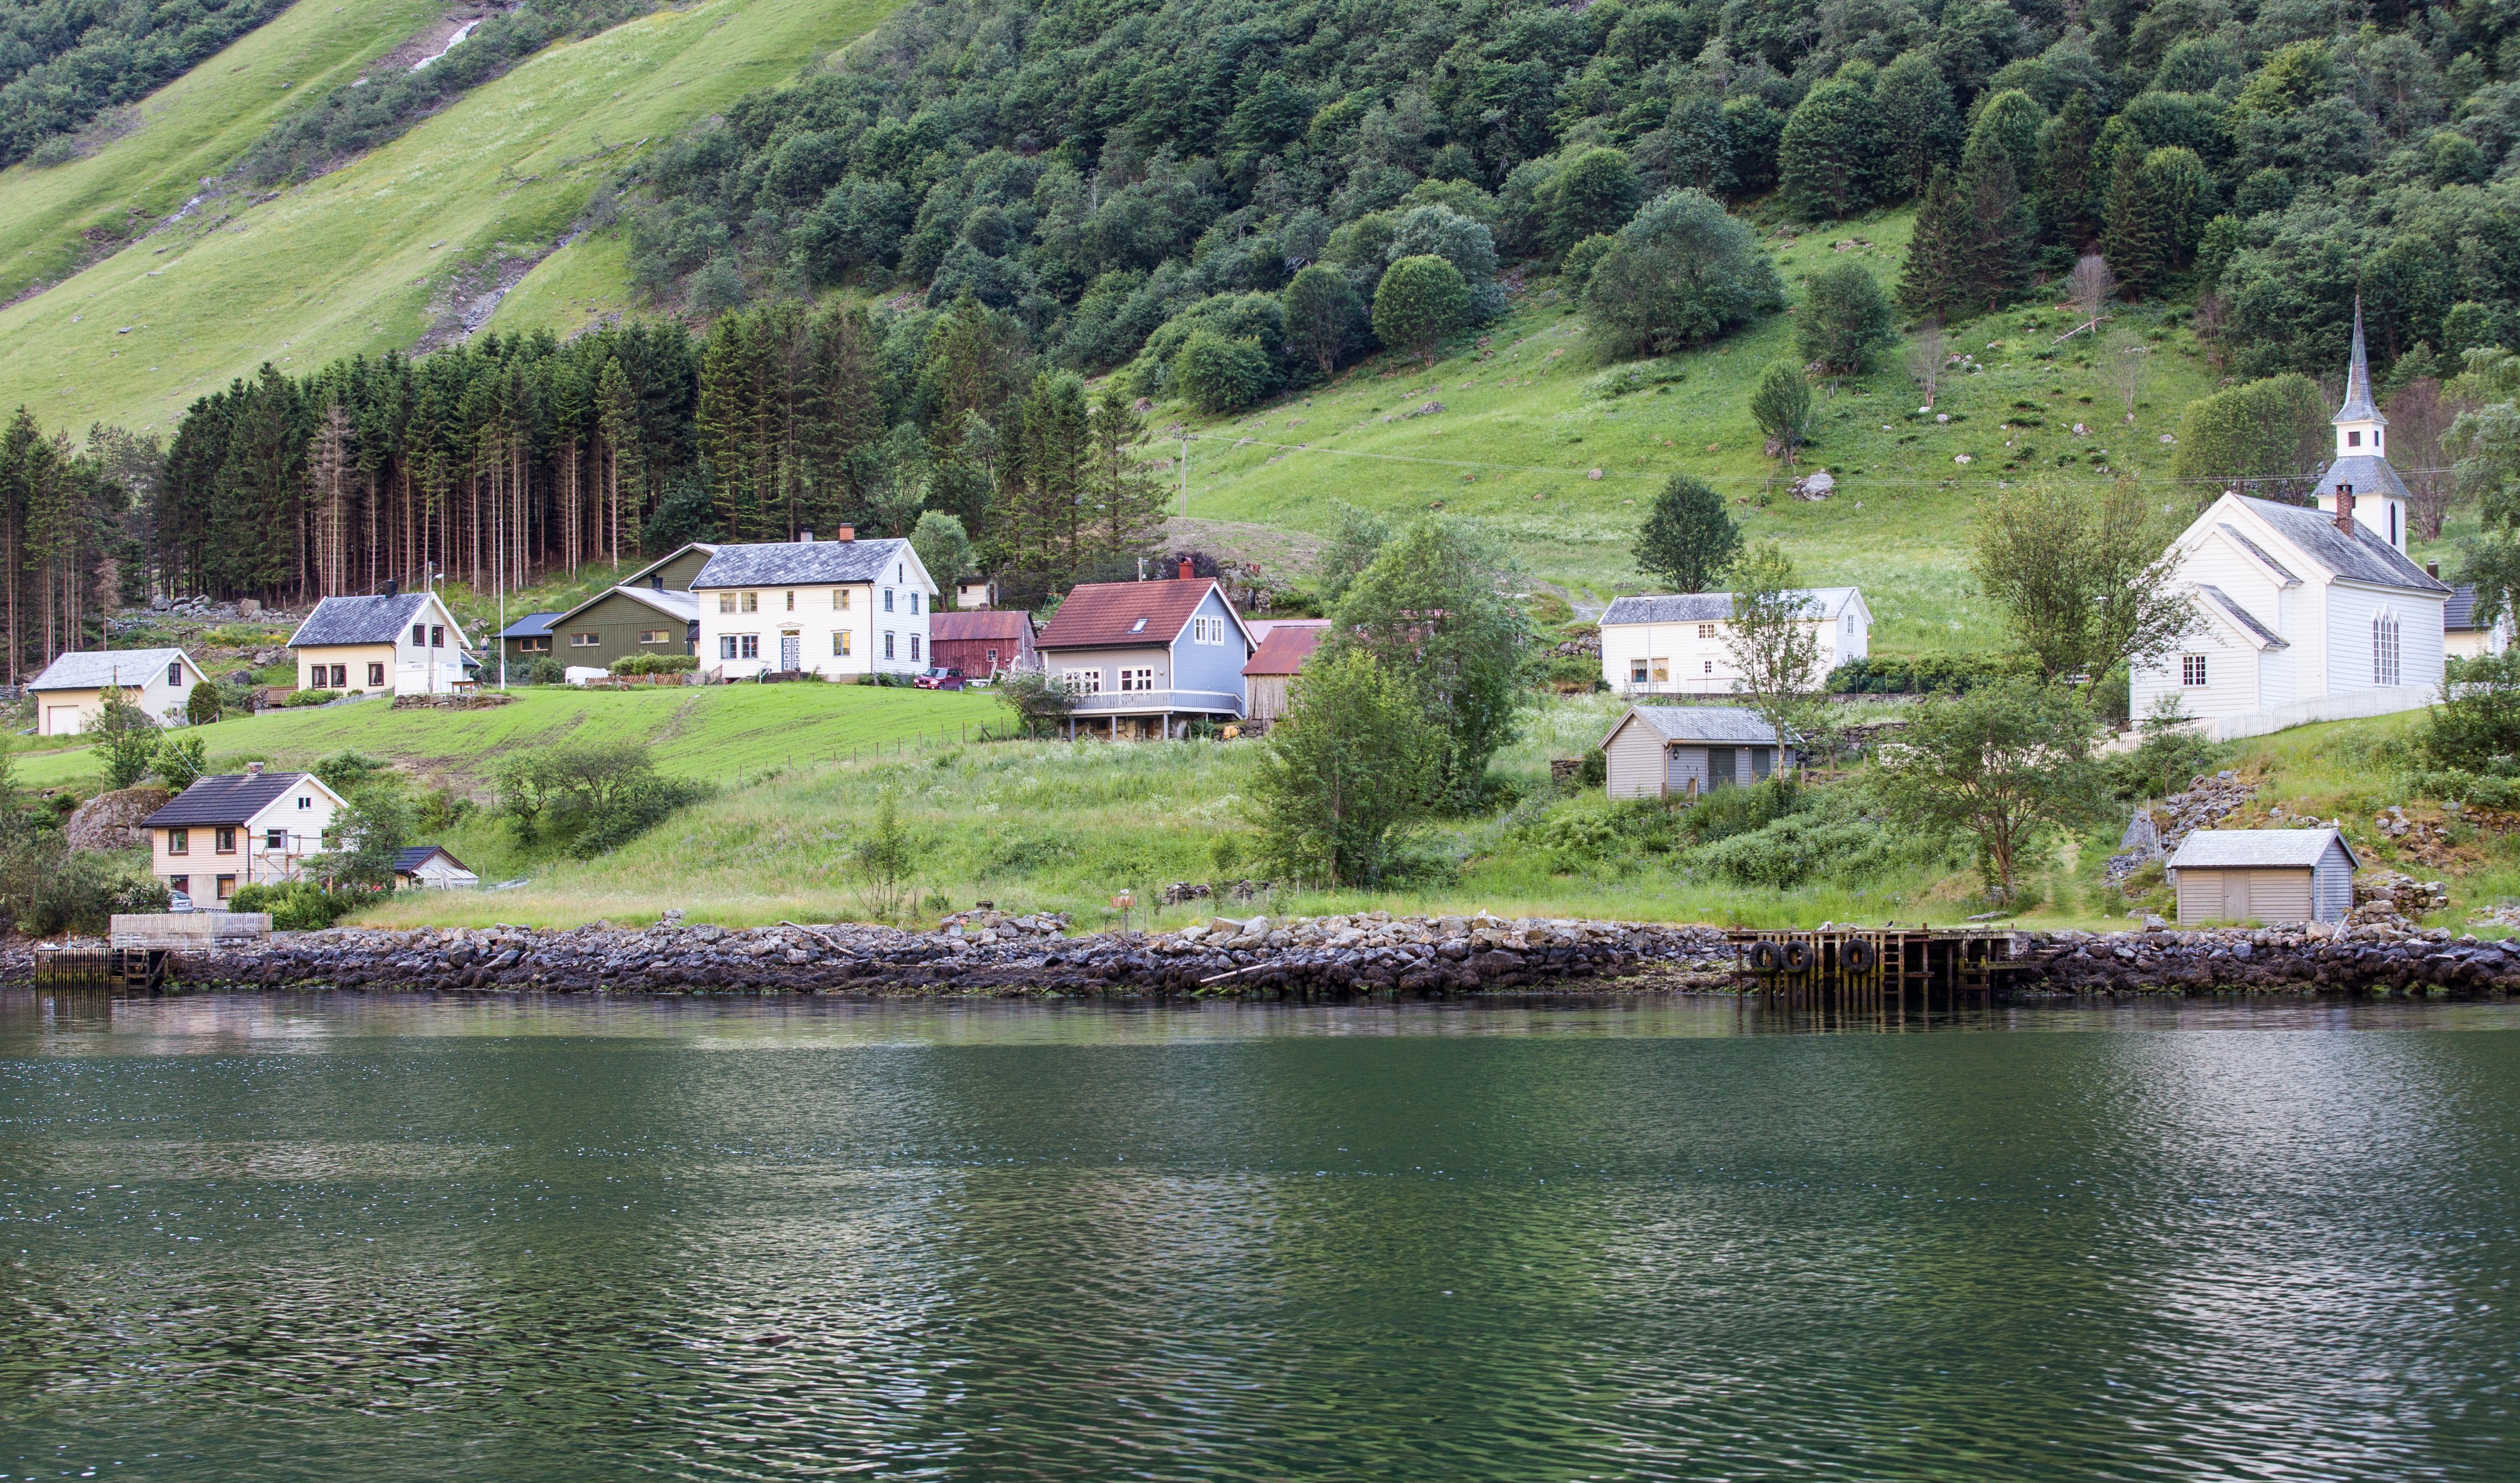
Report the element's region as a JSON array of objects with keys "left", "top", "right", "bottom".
[{"left": 1180, "top": 432, "right": 1189, "bottom": 517}]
